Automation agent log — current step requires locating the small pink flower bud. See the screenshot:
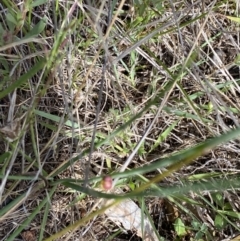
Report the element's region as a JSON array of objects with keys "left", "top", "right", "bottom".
[{"left": 102, "top": 176, "right": 113, "bottom": 190}]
